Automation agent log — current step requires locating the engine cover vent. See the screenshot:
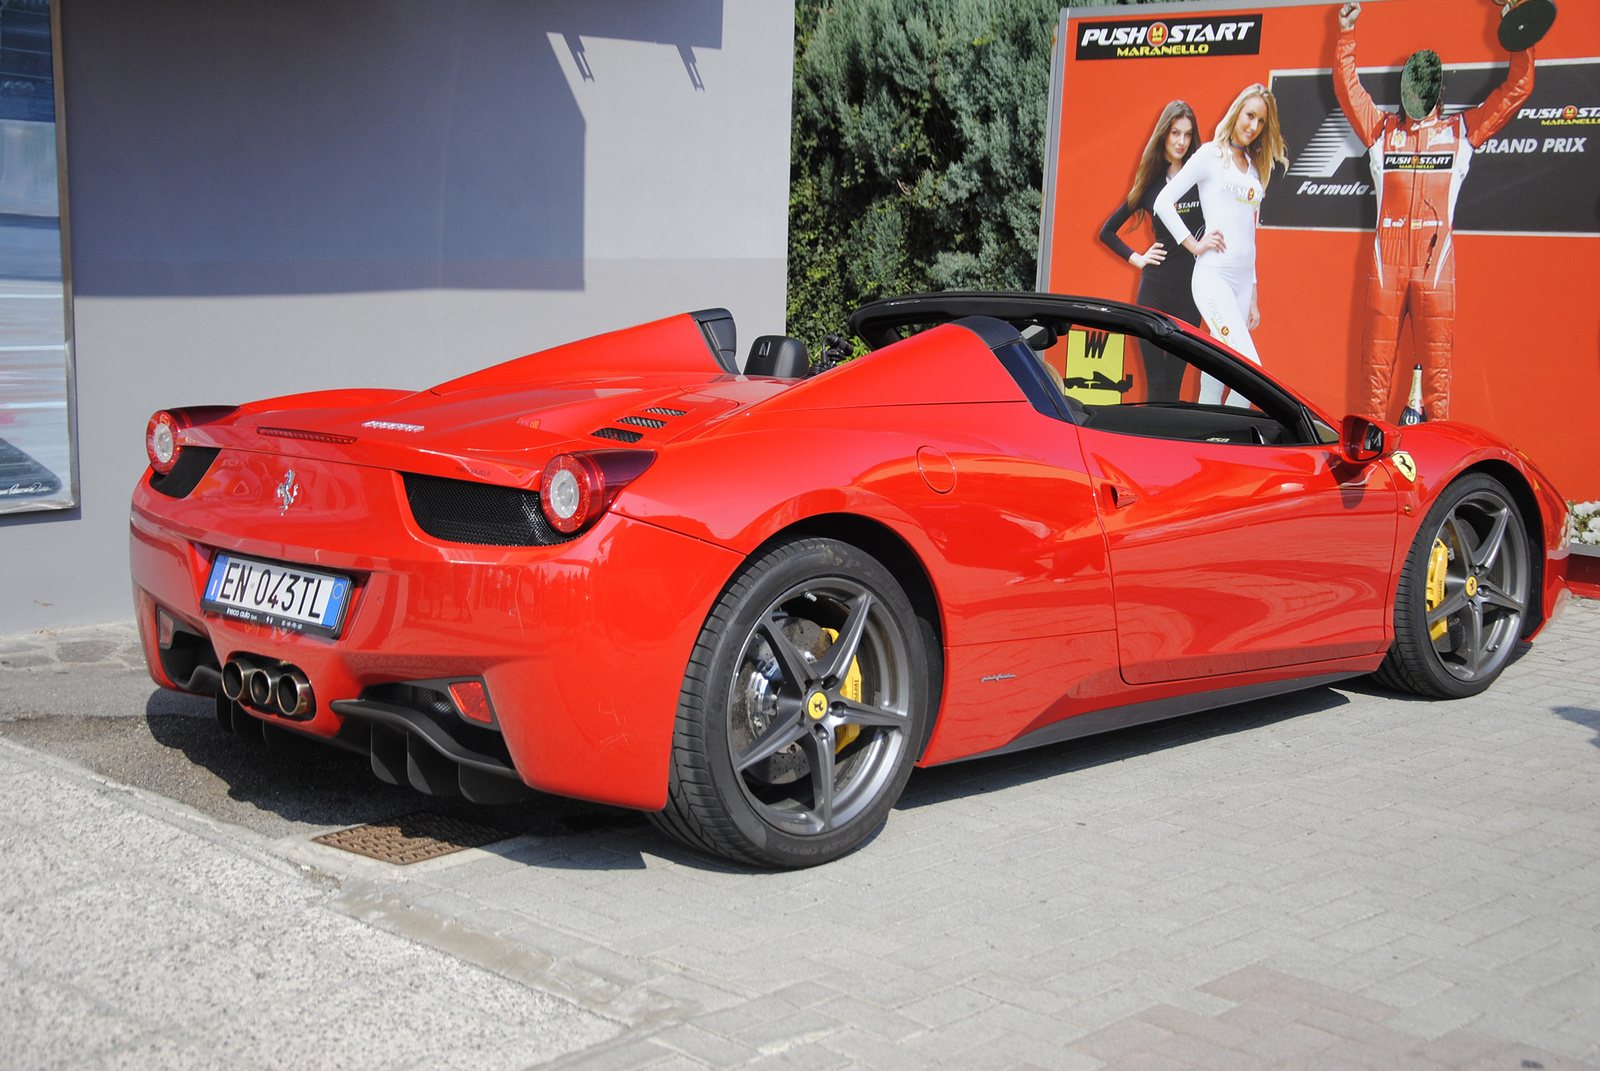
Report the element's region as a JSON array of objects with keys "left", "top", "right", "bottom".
[
  {"left": 642, "top": 407, "right": 687, "bottom": 417},
  {"left": 616, "top": 415, "right": 666, "bottom": 429},
  {"left": 591, "top": 427, "right": 643, "bottom": 443},
  {"left": 402, "top": 472, "right": 576, "bottom": 546}
]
